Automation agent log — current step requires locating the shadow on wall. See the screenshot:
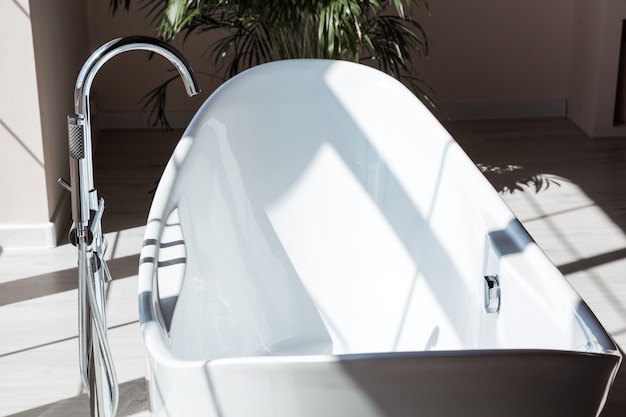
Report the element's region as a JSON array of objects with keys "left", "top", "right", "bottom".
[
  {"left": 0, "top": 118, "right": 44, "bottom": 168},
  {"left": 10, "top": 0, "right": 29, "bottom": 18}
]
